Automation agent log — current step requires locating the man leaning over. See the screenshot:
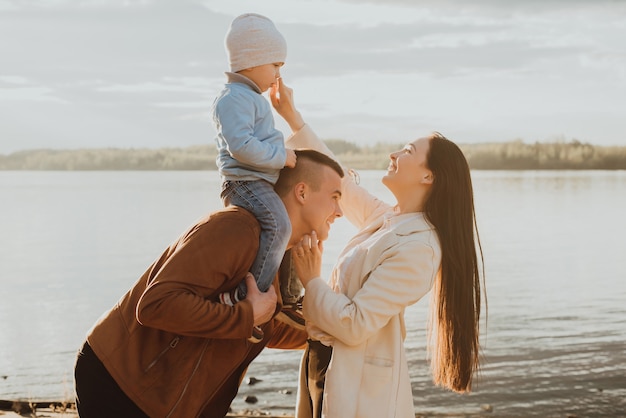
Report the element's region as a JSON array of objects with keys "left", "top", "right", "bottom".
[{"left": 74, "top": 88, "right": 343, "bottom": 417}]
